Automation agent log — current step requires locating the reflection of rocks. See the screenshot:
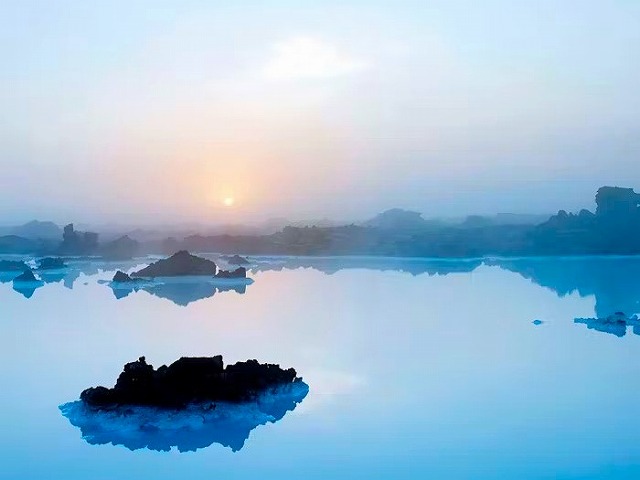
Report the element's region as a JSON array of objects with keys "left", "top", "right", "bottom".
[
  {"left": 0, "top": 260, "right": 28, "bottom": 272},
  {"left": 37, "top": 257, "right": 67, "bottom": 270},
  {"left": 12, "top": 269, "right": 44, "bottom": 298},
  {"left": 108, "top": 274, "right": 253, "bottom": 306},
  {"left": 575, "top": 312, "right": 640, "bottom": 337},
  {"left": 487, "top": 257, "right": 640, "bottom": 317},
  {"left": 59, "top": 381, "right": 308, "bottom": 452},
  {"left": 141, "top": 281, "right": 218, "bottom": 306},
  {"left": 133, "top": 251, "right": 217, "bottom": 278},
  {"left": 251, "top": 256, "right": 483, "bottom": 276}
]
